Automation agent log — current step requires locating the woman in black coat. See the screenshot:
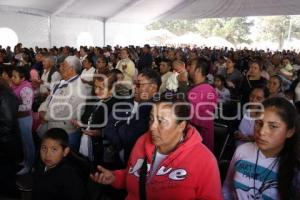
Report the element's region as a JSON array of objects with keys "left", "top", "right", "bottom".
[{"left": 72, "top": 70, "right": 131, "bottom": 167}]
